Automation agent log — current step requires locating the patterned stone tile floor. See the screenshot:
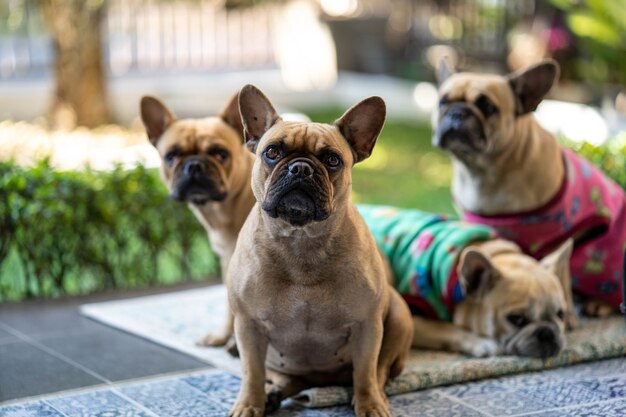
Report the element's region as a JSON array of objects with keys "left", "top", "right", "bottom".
[
  {"left": 2, "top": 357, "right": 626, "bottom": 416},
  {"left": 2, "top": 286, "right": 626, "bottom": 416}
]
